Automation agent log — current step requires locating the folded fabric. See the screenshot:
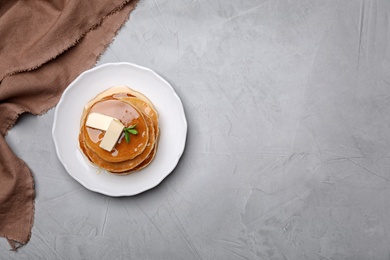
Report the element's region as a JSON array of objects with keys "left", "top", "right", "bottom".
[{"left": 0, "top": 0, "right": 139, "bottom": 250}]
